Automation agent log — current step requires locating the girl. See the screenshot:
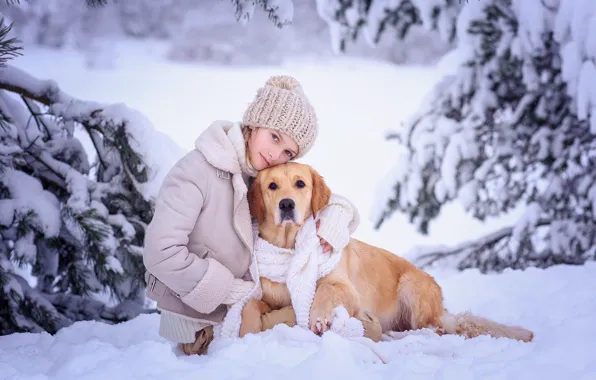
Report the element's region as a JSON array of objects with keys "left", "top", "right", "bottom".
[{"left": 142, "top": 75, "right": 360, "bottom": 355}]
